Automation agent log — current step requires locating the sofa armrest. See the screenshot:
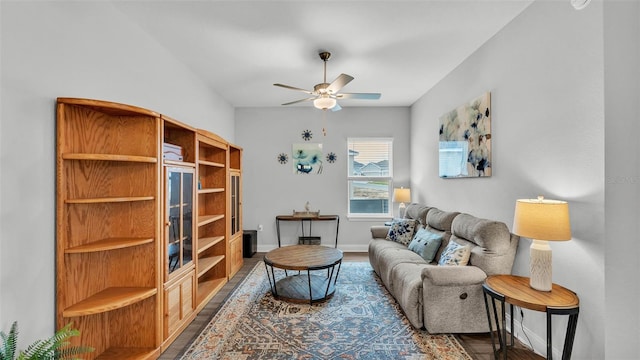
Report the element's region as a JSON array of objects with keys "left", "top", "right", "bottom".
[
  {"left": 421, "top": 265, "right": 487, "bottom": 286},
  {"left": 370, "top": 225, "right": 390, "bottom": 239}
]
